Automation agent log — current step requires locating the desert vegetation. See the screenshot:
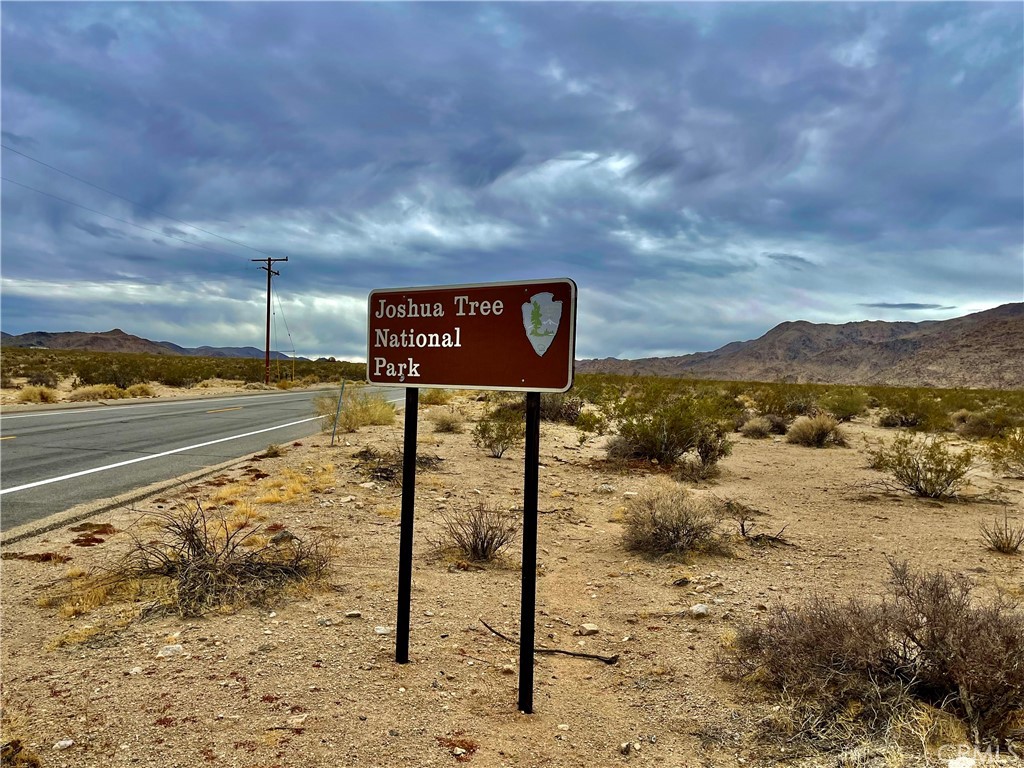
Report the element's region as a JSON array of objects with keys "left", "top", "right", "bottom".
[{"left": 3, "top": 372, "right": 1023, "bottom": 765}]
